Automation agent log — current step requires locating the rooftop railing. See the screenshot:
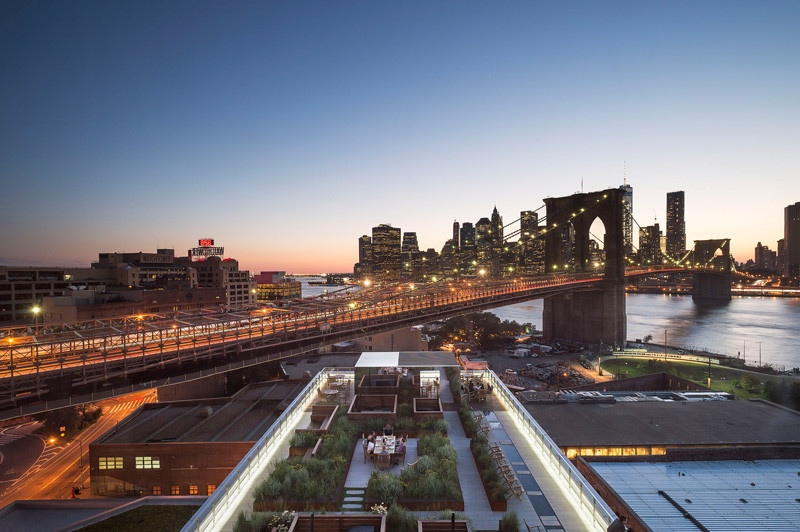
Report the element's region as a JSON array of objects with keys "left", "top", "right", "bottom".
[
  {"left": 180, "top": 368, "right": 337, "bottom": 532},
  {"left": 472, "top": 369, "right": 616, "bottom": 531}
]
